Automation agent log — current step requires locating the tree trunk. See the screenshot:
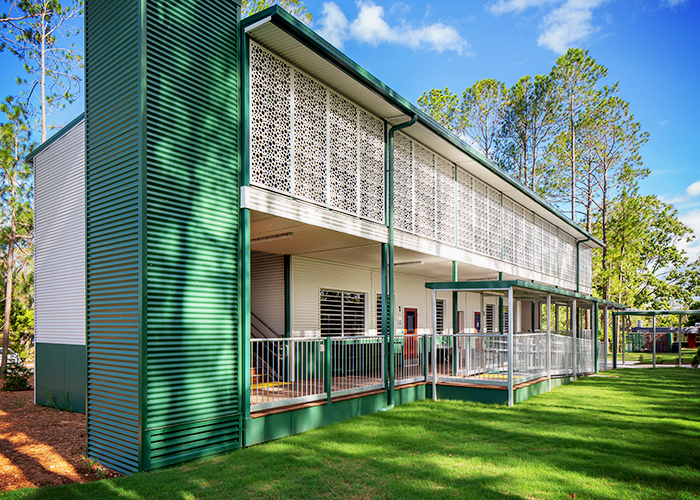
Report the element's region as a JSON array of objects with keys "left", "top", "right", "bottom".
[
  {"left": 601, "top": 167, "right": 609, "bottom": 301},
  {"left": 1, "top": 225, "right": 16, "bottom": 378},
  {"left": 41, "top": 11, "right": 47, "bottom": 143},
  {"left": 570, "top": 99, "right": 576, "bottom": 222}
]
